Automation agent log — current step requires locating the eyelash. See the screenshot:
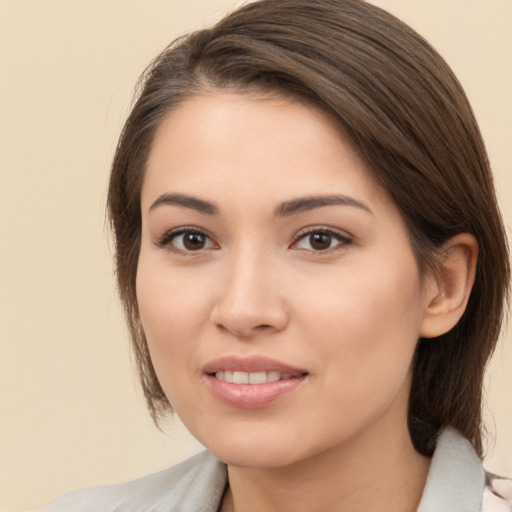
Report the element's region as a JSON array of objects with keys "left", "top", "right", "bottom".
[
  {"left": 154, "top": 226, "right": 353, "bottom": 254},
  {"left": 154, "top": 227, "right": 217, "bottom": 253},
  {"left": 291, "top": 227, "right": 353, "bottom": 253}
]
